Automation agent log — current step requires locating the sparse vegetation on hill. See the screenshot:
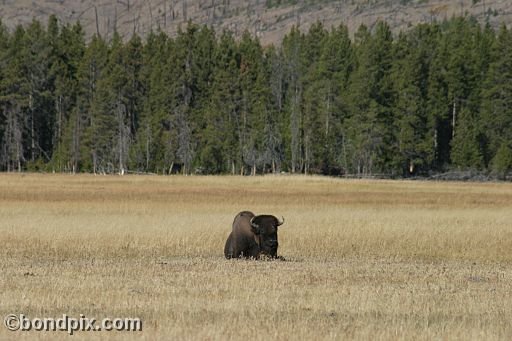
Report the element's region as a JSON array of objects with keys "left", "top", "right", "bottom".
[{"left": 1, "top": 0, "right": 511, "bottom": 45}]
